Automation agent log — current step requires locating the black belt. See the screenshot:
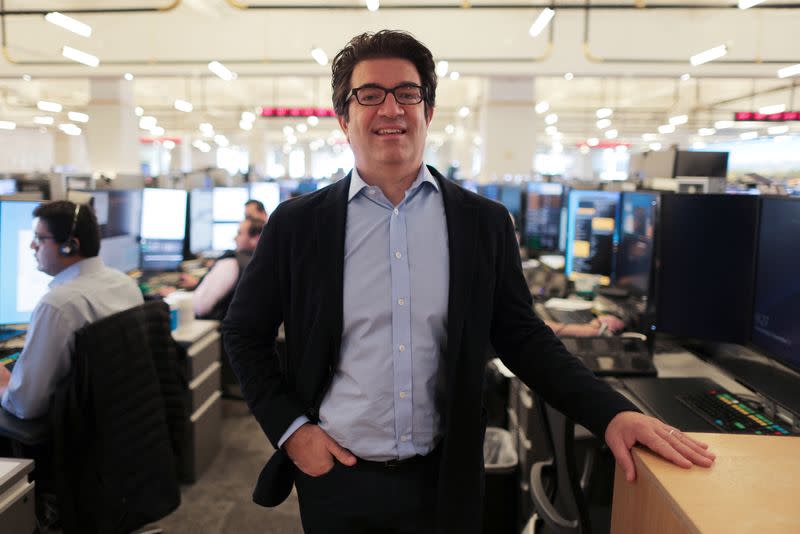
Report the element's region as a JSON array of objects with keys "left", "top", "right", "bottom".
[{"left": 356, "top": 444, "right": 441, "bottom": 469}]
